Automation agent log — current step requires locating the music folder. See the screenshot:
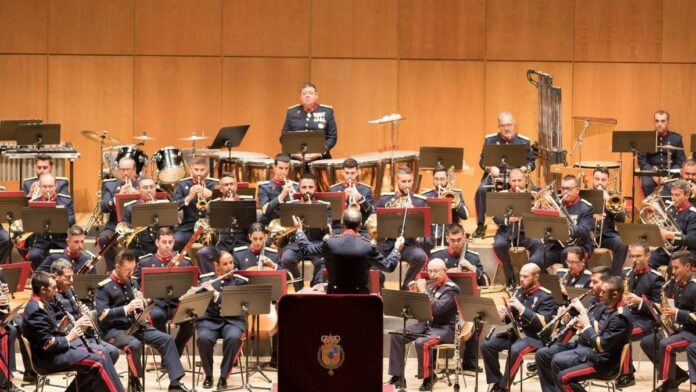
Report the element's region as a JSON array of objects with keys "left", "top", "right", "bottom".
[
  {"left": 22, "top": 206, "right": 69, "bottom": 234},
  {"left": 616, "top": 223, "right": 664, "bottom": 248},
  {"left": 522, "top": 213, "right": 570, "bottom": 243},
  {"left": 209, "top": 200, "right": 256, "bottom": 229}
]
